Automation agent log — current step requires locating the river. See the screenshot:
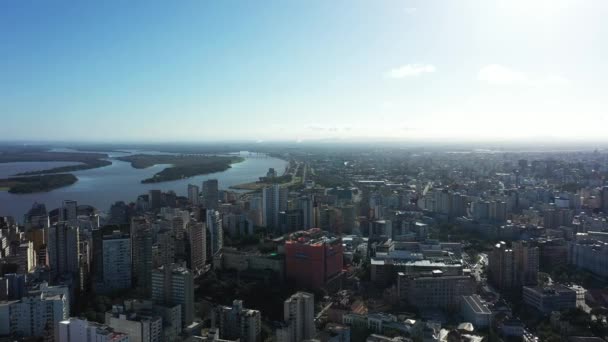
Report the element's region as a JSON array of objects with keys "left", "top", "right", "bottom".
[{"left": 0, "top": 150, "right": 287, "bottom": 221}]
